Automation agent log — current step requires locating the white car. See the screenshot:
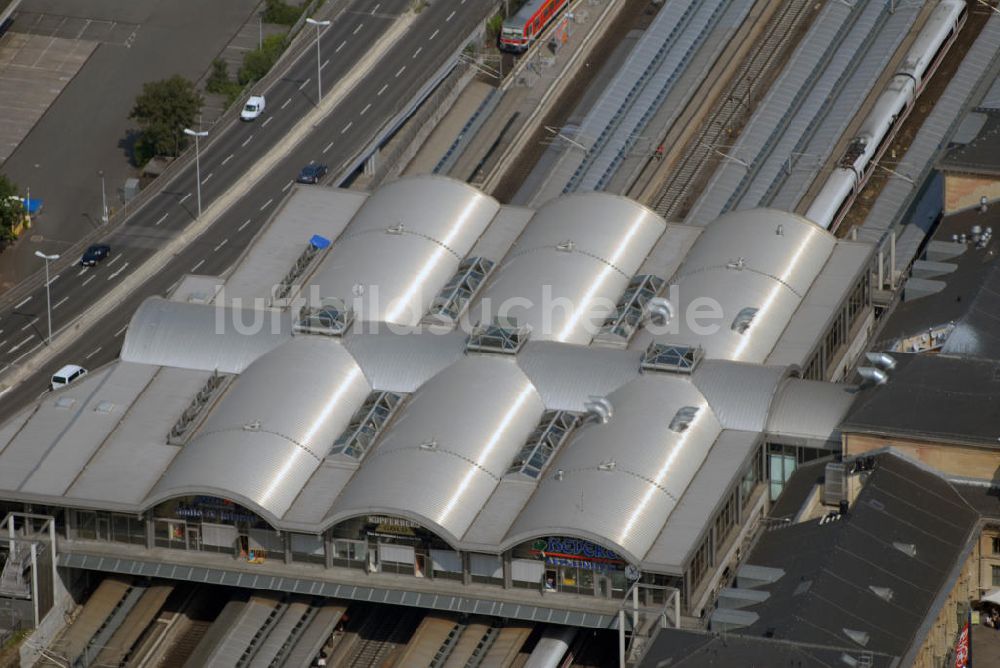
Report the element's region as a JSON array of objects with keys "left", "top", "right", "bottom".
[
  {"left": 51, "top": 364, "right": 87, "bottom": 391},
  {"left": 241, "top": 95, "right": 266, "bottom": 121}
]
